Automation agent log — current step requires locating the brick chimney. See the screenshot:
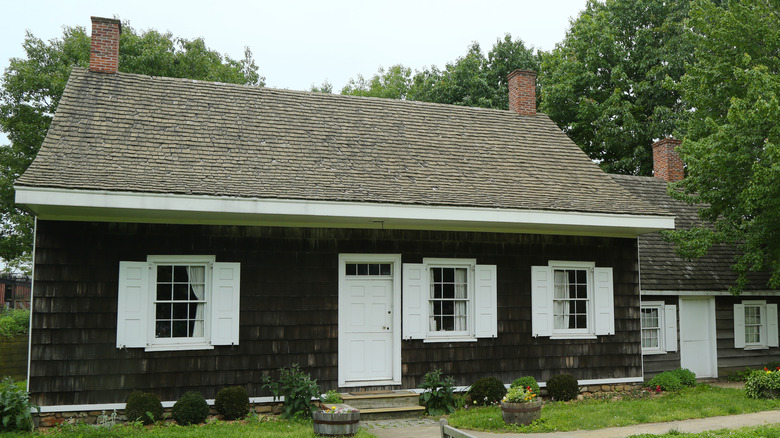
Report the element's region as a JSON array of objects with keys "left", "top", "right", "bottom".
[
  {"left": 652, "top": 138, "right": 684, "bottom": 182},
  {"left": 507, "top": 70, "right": 536, "bottom": 116},
  {"left": 90, "top": 17, "right": 121, "bottom": 73}
]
